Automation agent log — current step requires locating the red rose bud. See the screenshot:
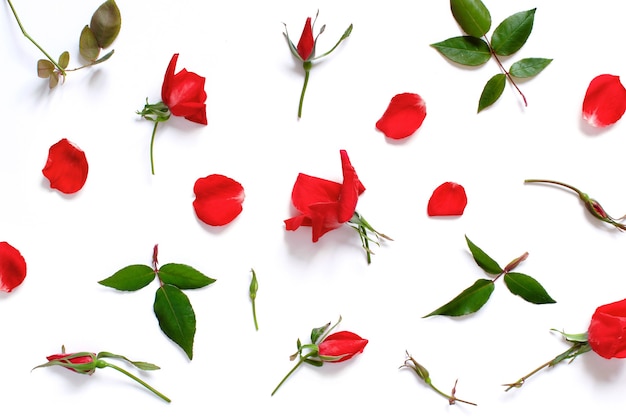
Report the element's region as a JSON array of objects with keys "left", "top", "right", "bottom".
[
  {"left": 588, "top": 298, "right": 626, "bottom": 359},
  {"left": 318, "top": 331, "right": 368, "bottom": 362},
  {"left": 41, "top": 351, "right": 98, "bottom": 375},
  {"left": 296, "top": 17, "right": 314, "bottom": 61}
]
